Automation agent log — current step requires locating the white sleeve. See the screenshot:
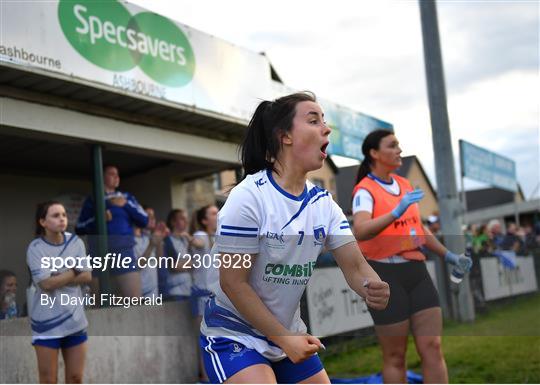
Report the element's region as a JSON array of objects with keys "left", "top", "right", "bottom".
[
  {"left": 326, "top": 199, "right": 356, "bottom": 251},
  {"left": 352, "top": 188, "right": 374, "bottom": 214},
  {"left": 215, "top": 185, "right": 261, "bottom": 254},
  {"left": 26, "top": 242, "right": 51, "bottom": 285}
]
